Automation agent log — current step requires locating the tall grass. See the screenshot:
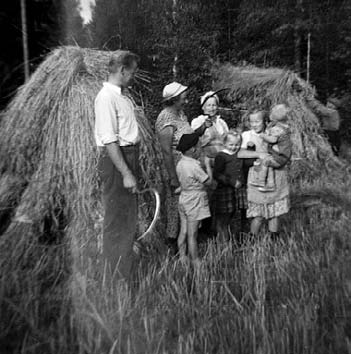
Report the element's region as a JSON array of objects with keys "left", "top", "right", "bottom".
[{"left": 1, "top": 168, "right": 350, "bottom": 354}]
